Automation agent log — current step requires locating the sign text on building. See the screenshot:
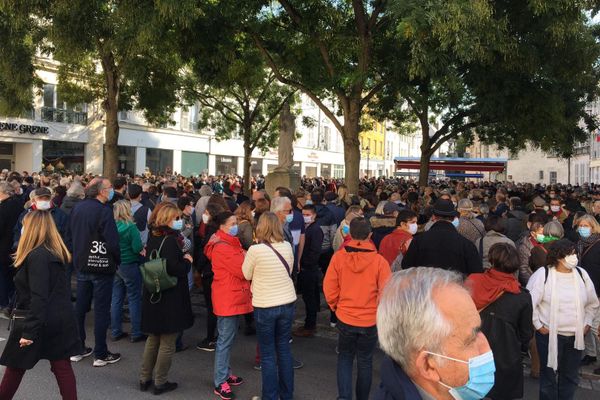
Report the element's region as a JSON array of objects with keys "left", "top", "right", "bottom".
[{"left": 0, "top": 122, "right": 49, "bottom": 135}]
